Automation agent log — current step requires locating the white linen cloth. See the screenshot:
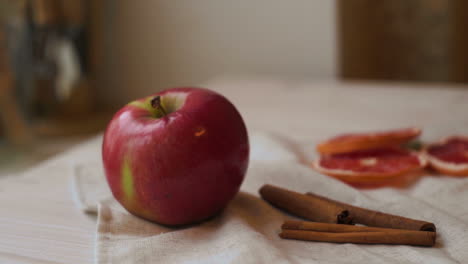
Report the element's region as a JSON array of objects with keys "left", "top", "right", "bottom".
[{"left": 72, "top": 131, "right": 468, "bottom": 264}]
